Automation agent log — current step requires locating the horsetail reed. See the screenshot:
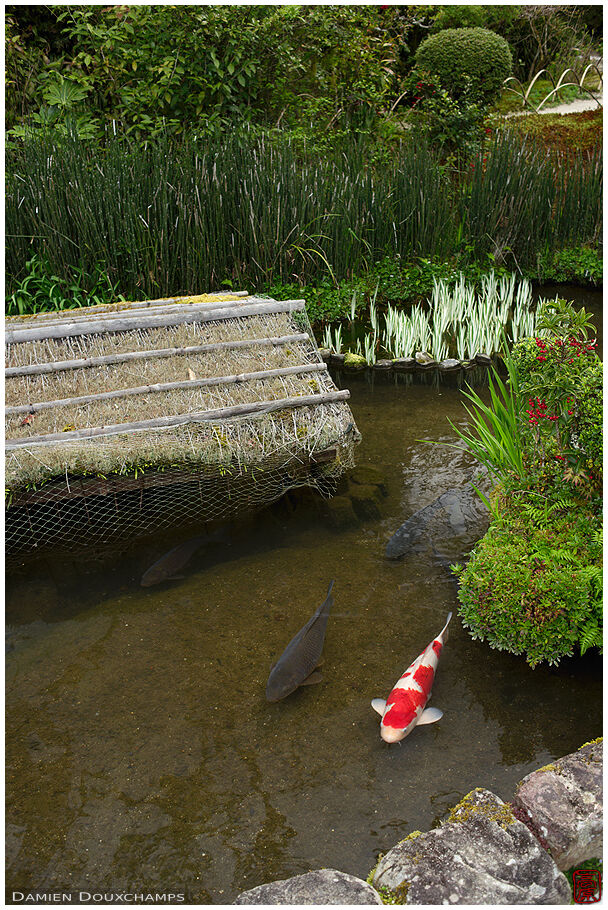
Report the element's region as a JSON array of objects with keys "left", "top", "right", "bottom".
[{"left": 6, "top": 130, "right": 601, "bottom": 302}]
